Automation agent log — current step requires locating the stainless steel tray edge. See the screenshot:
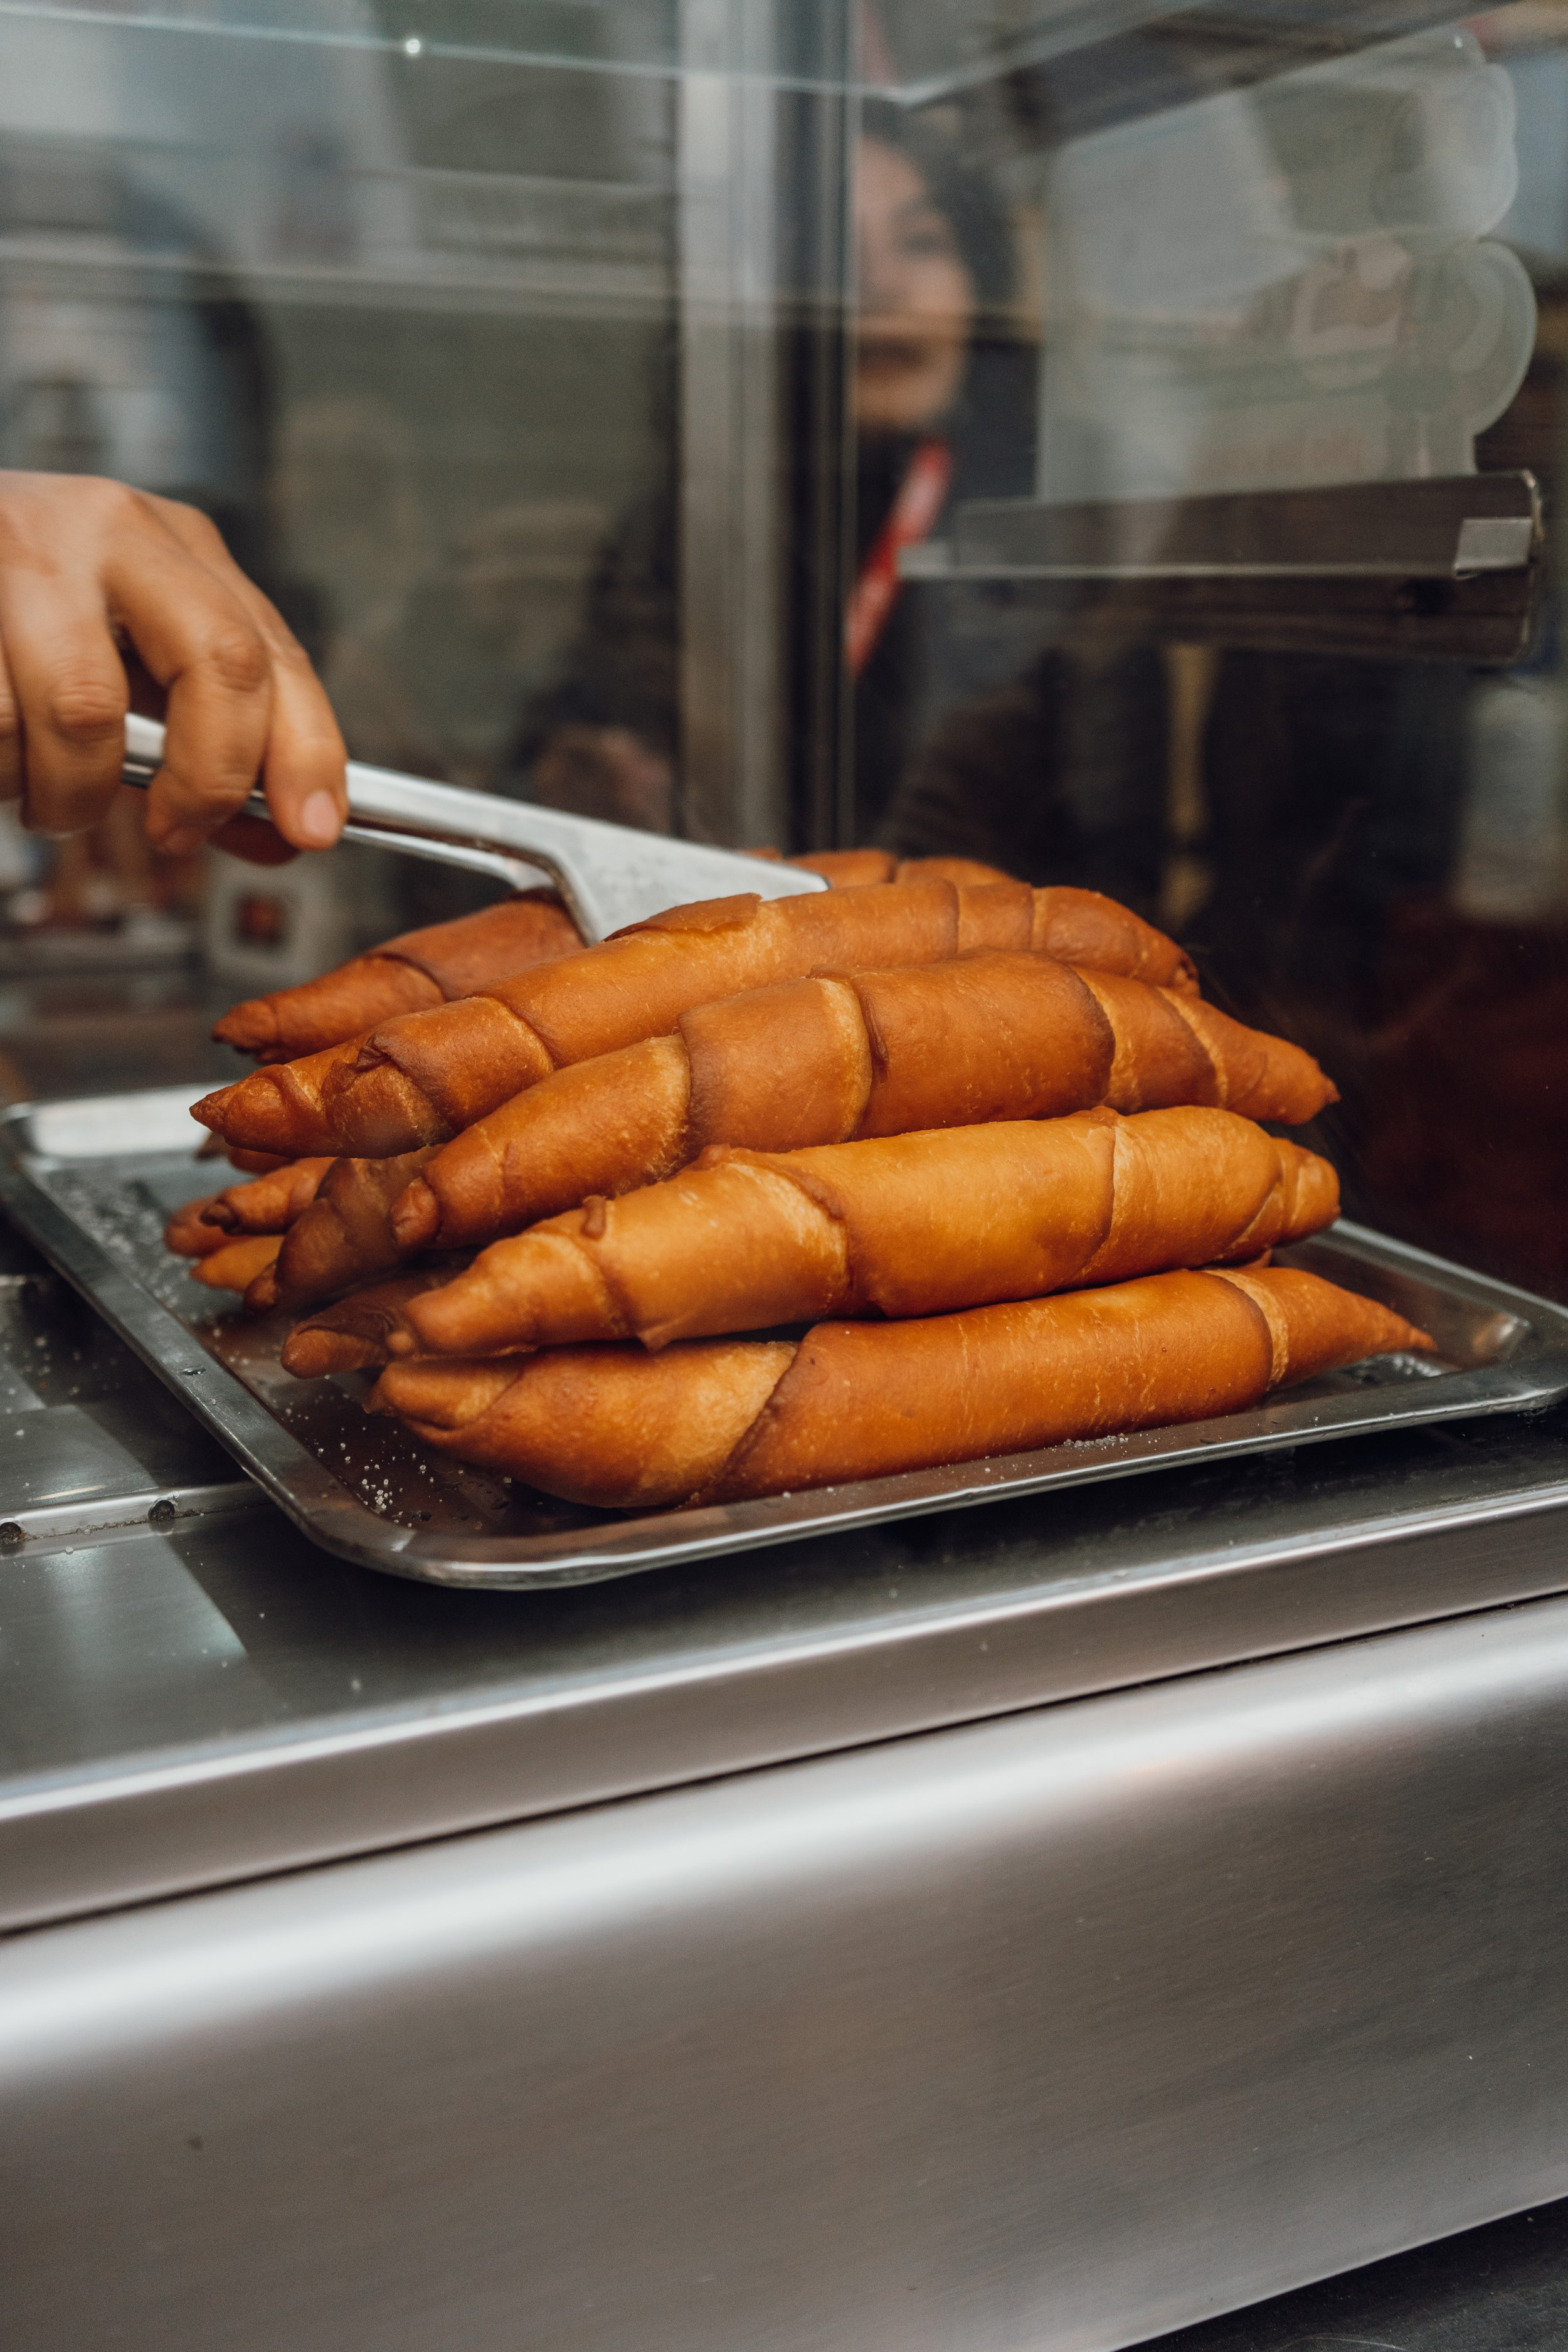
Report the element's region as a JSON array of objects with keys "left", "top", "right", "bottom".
[{"left": 3, "top": 1095, "right": 1567, "bottom": 1590}]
